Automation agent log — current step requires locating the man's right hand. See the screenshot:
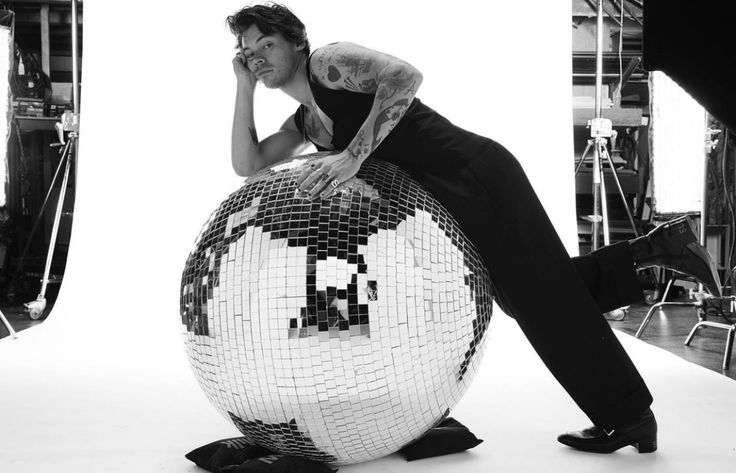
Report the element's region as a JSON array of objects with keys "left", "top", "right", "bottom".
[{"left": 232, "top": 52, "right": 258, "bottom": 91}]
